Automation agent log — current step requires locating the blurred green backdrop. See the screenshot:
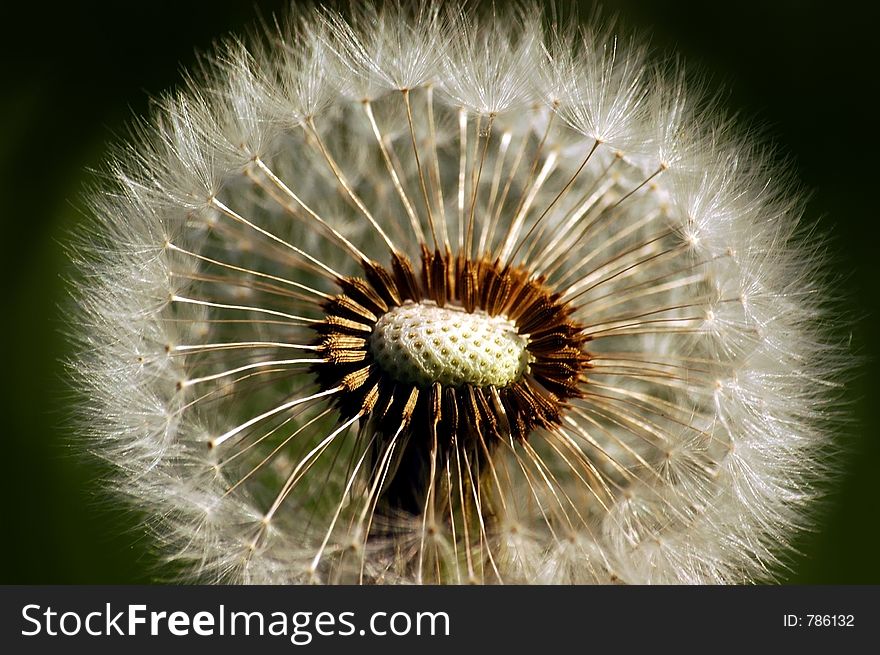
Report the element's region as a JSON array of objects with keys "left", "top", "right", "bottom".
[{"left": 1, "top": 0, "right": 877, "bottom": 584}]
